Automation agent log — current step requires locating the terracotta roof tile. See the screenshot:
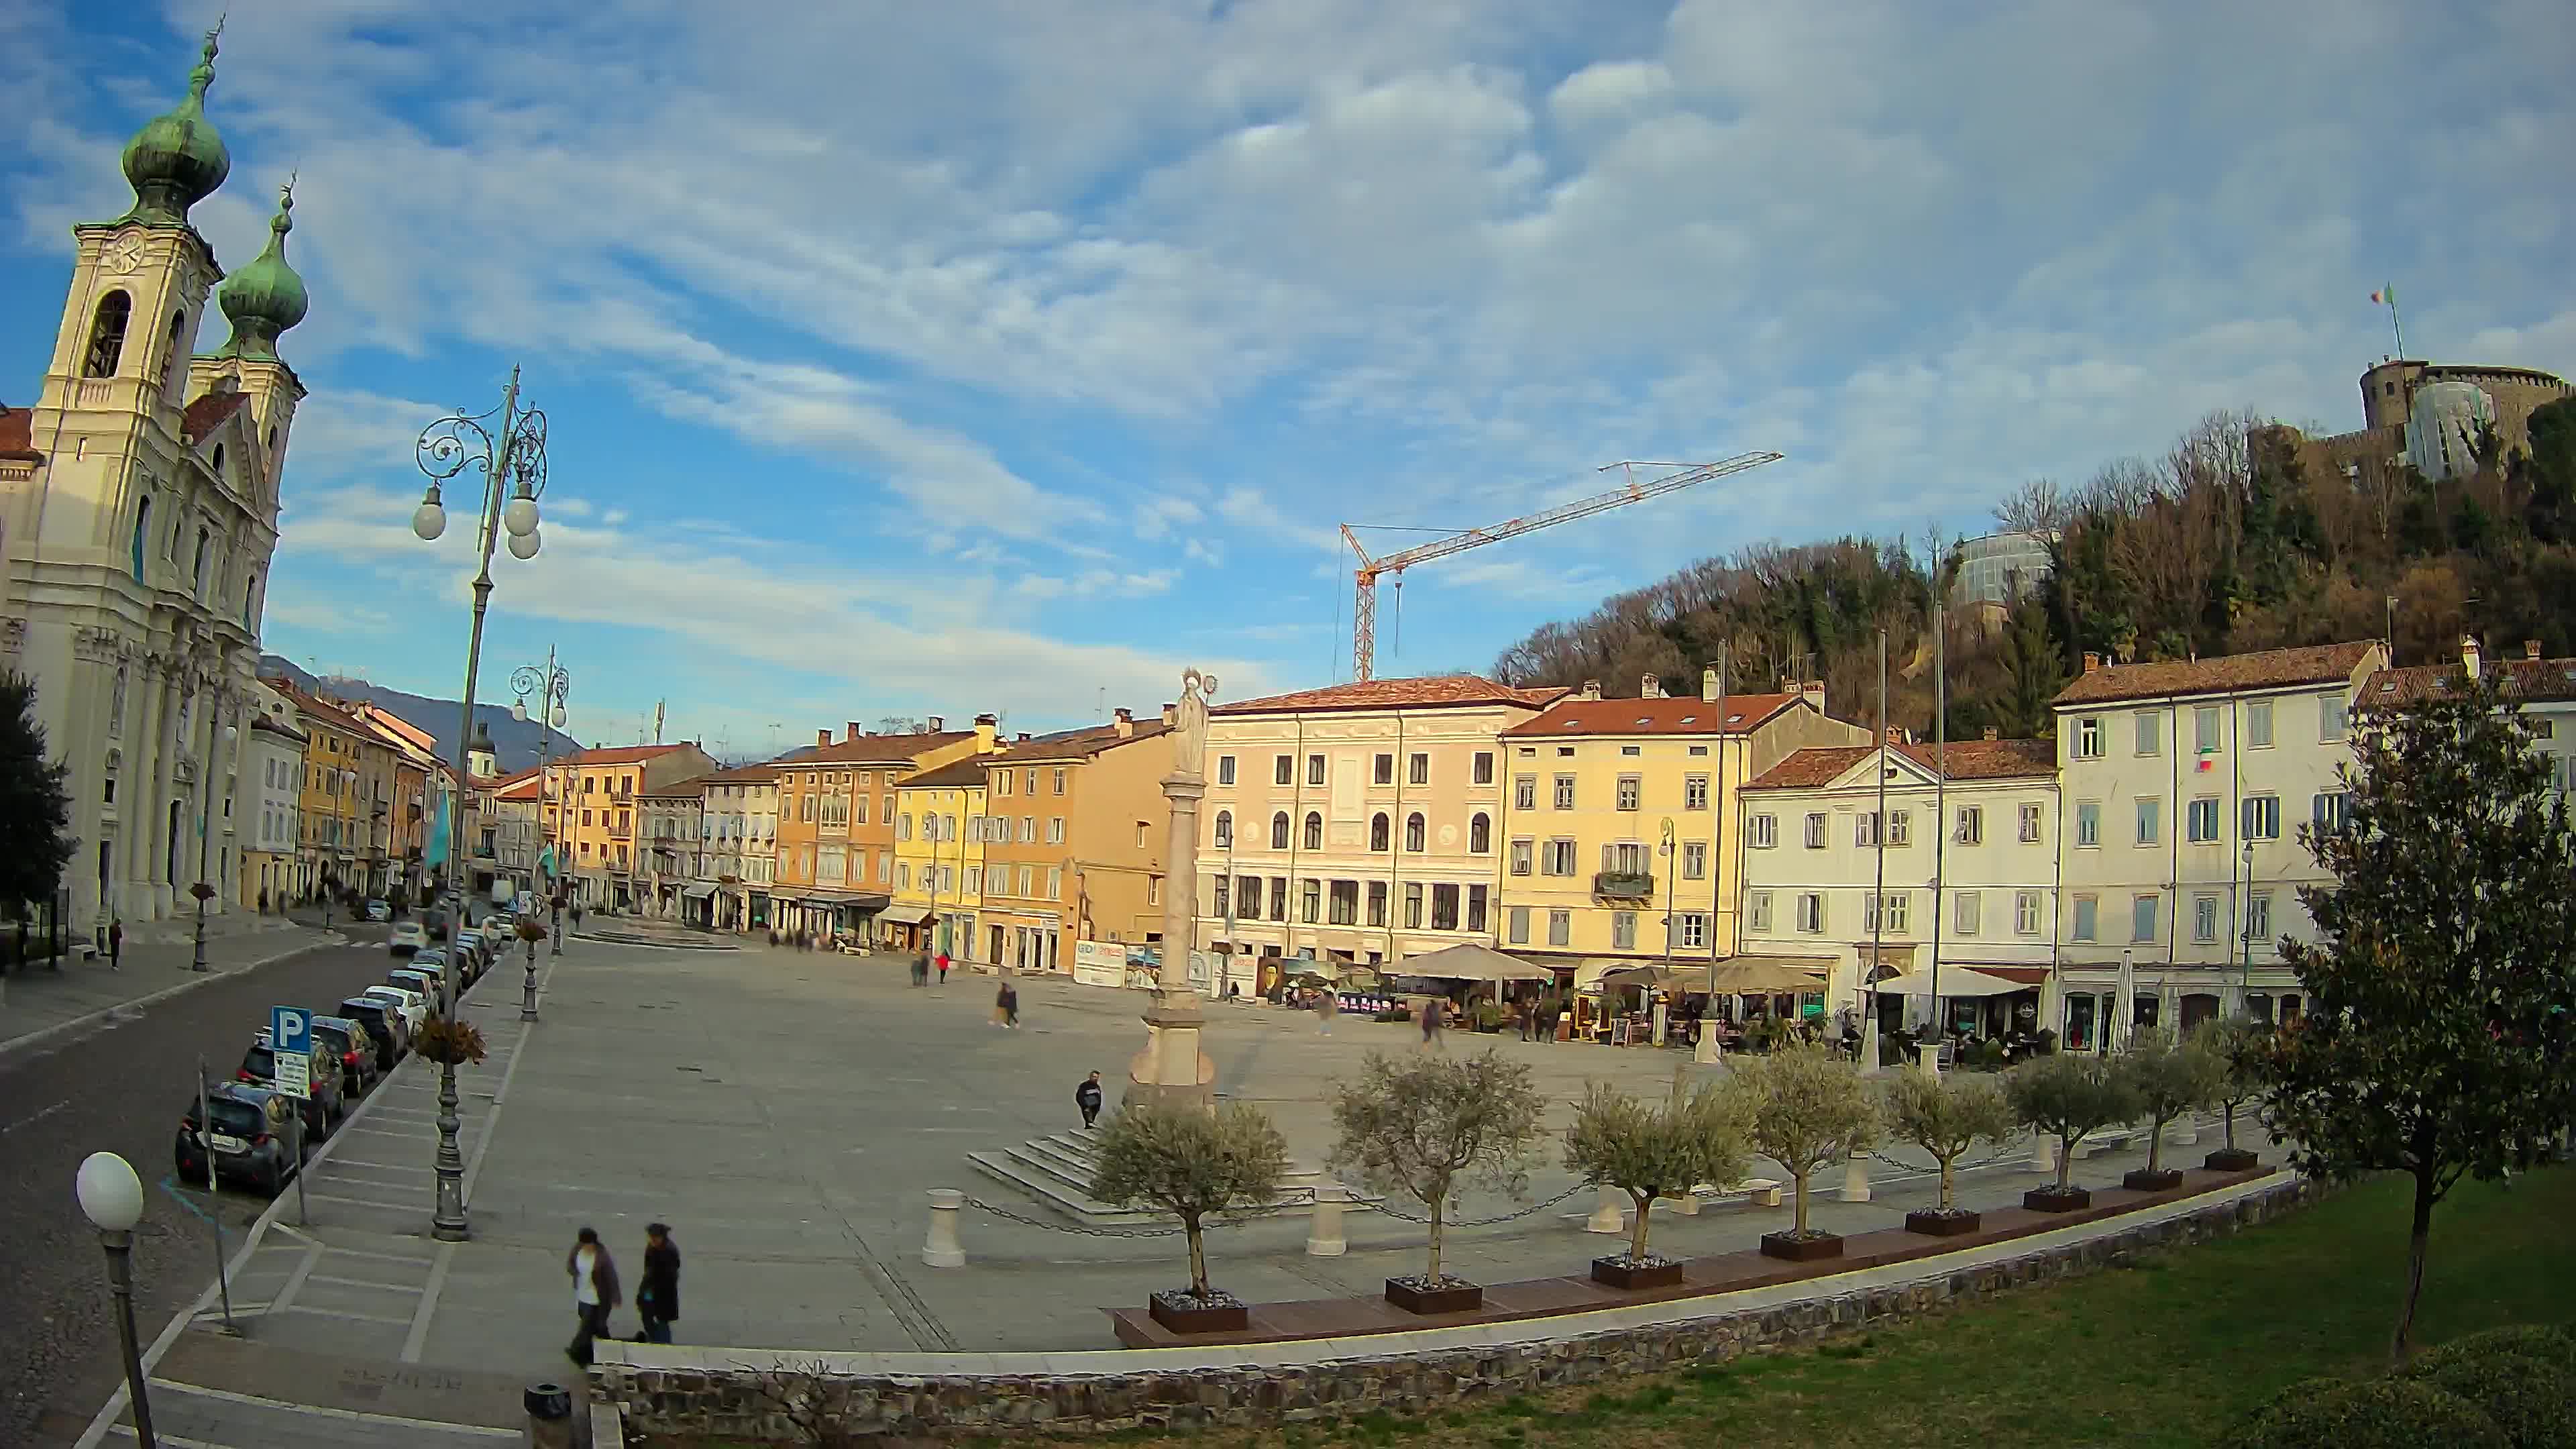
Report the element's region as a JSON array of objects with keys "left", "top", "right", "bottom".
[
  {"left": 2363, "top": 656, "right": 2576, "bottom": 708},
  {"left": 989, "top": 719, "right": 1172, "bottom": 762},
  {"left": 701, "top": 761, "right": 789, "bottom": 784},
  {"left": 902, "top": 757, "right": 992, "bottom": 789},
  {"left": 1746, "top": 738, "right": 2056, "bottom": 790},
  {"left": 566, "top": 743, "right": 696, "bottom": 766},
  {"left": 2051, "top": 641, "right": 2379, "bottom": 706},
  {"left": 1501, "top": 693, "right": 1803, "bottom": 738},
  {"left": 180, "top": 390, "right": 250, "bottom": 442},
  {"left": 774, "top": 731, "right": 974, "bottom": 767},
  {"left": 0, "top": 404, "right": 39, "bottom": 462},
  {"left": 1216, "top": 674, "right": 1568, "bottom": 716}
]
